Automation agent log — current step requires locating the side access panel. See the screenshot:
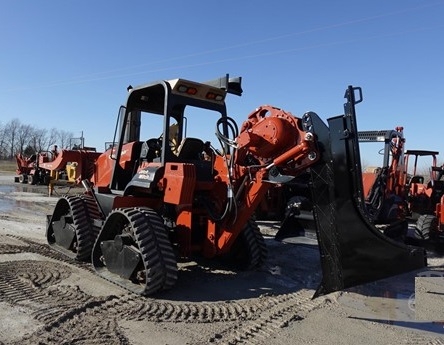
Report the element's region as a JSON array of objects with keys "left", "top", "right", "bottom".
[{"left": 308, "top": 87, "right": 426, "bottom": 297}]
